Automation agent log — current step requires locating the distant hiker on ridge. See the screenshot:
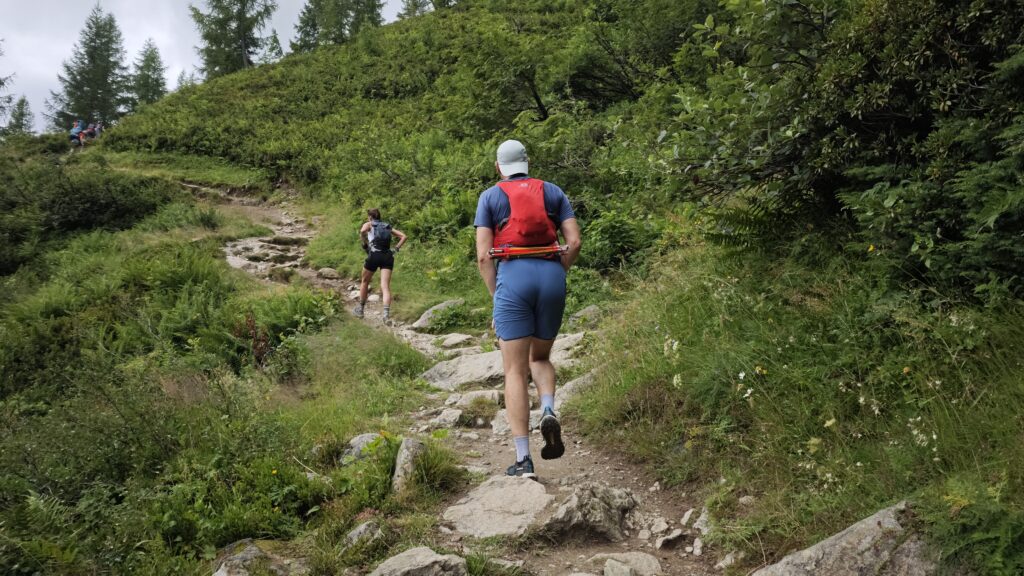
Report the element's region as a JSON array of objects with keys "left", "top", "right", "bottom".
[
  {"left": 474, "top": 139, "right": 582, "bottom": 478},
  {"left": 354, "top": 208, "right": 407, "bottom": 323}
]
